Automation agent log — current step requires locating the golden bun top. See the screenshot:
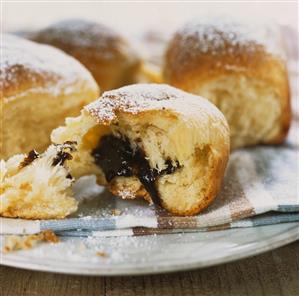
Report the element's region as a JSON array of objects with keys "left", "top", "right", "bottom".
[
  {"left": 1, "top": 34, "right": 99, "bottom": 98},
  {"left": 28, "top": 19, "right": 141, "bottom": 91},
  {"left": 28, "top": 19, "right": 130, "bottom": 56},
  {"left": 164, "top": 18, "right": 287, "bottom": 84}
]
